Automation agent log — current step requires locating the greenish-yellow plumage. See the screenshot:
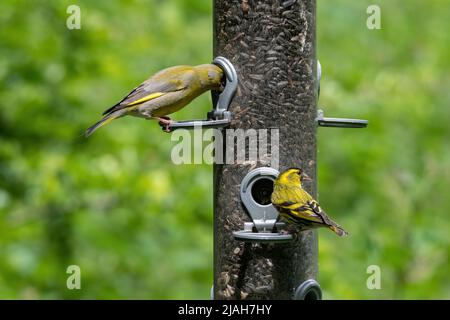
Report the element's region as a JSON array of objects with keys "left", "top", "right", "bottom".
[
  {"left": 85, "top": 64, "right": 223, "bottom": 136},
  {"left": 271, "top": 168, "right": 348, "bottom": 237}
]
